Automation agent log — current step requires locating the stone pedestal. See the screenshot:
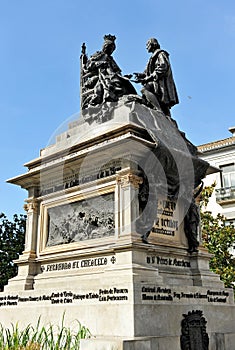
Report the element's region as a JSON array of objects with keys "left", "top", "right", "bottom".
[{"left": 2, "top": 100, "right": 235, "bottom": 349}]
